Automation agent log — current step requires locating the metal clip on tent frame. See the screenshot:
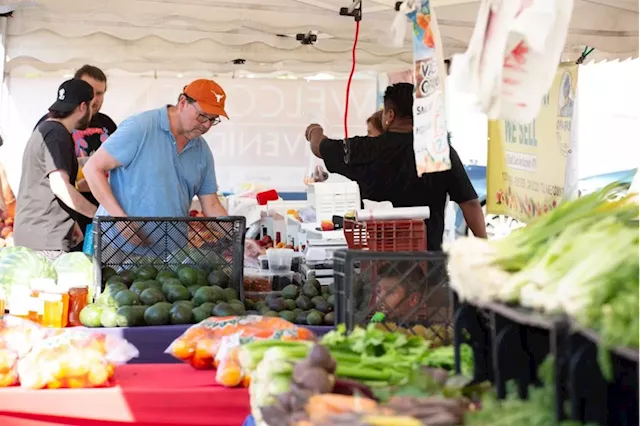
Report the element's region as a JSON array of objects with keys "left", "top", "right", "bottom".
[
  {"left": 576, "top": 46, "right": 594, "bottom": 65},
  {"left": 340, "top": 0, "right": 362, "bottom": 22}
]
